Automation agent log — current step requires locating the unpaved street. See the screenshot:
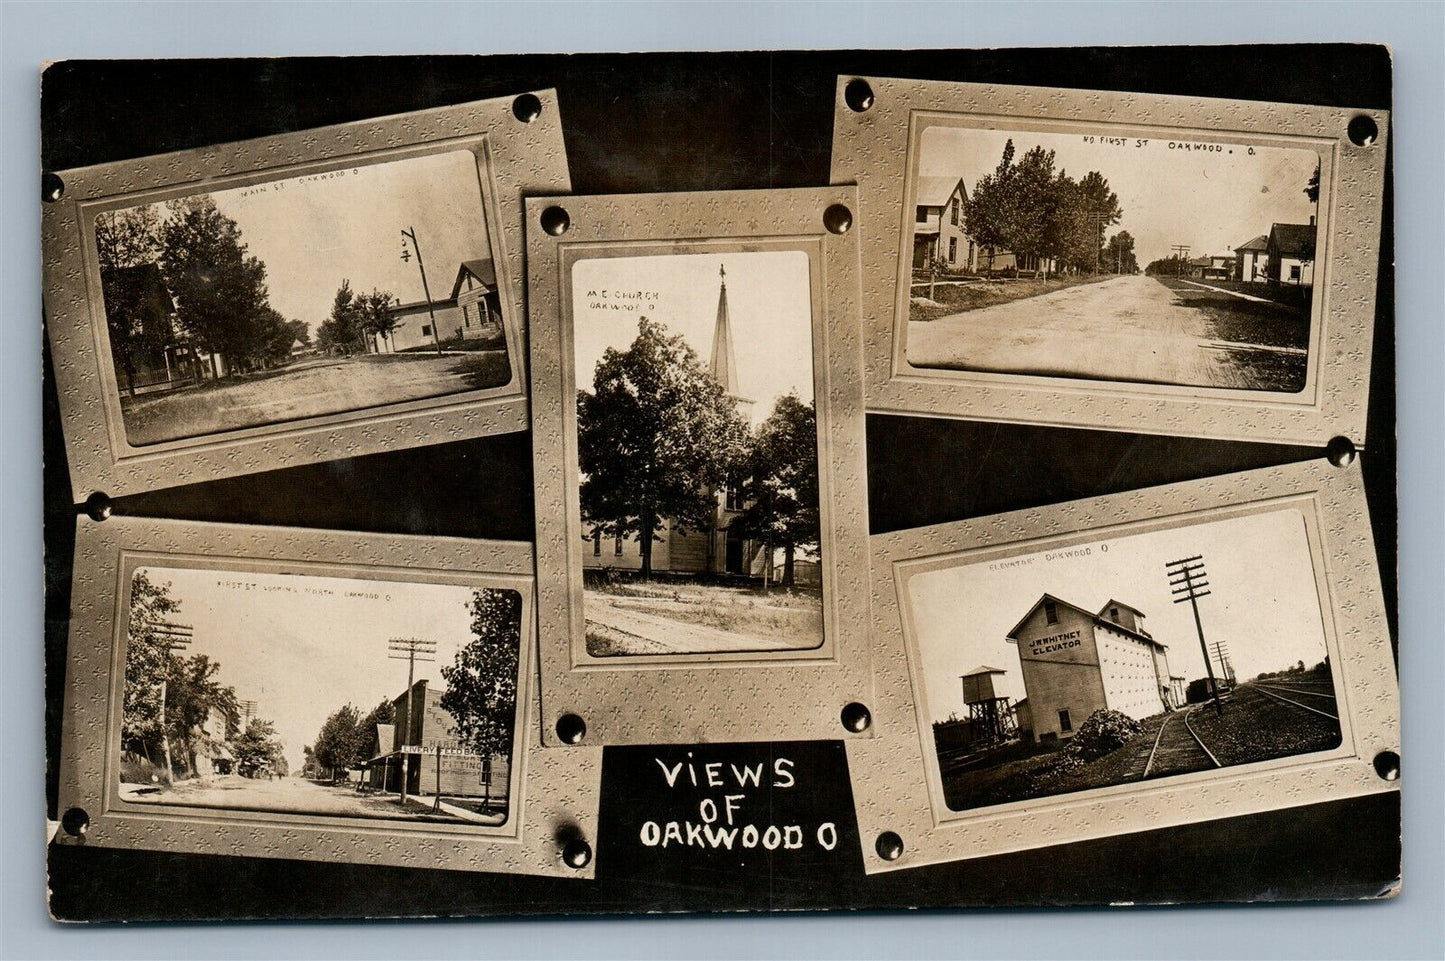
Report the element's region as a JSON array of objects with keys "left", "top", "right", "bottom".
[
  {"left": 122, "top": 775, "right": 489, "bottom": 823},
  {"left": 585, "top": 592, "right": 820, "bottom": 655},
  {"left": 906, "top": 275, "right": 1305, "bottom": 390}
]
